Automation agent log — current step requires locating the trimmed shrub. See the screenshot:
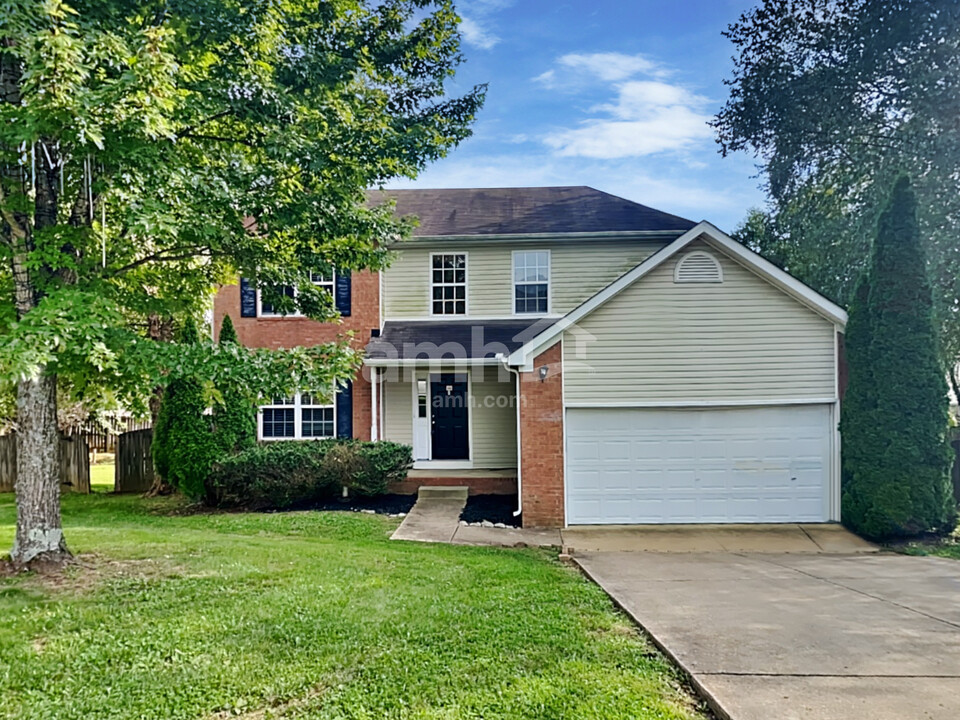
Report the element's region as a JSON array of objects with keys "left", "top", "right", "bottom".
[
  {"left": 205, "top": 439, "right": 412, "bottom": 509},
  {"left": 152, "top": 318, "right": 219, "bottom": 500},
  {"left": 212, "top": 315, "right": 257, "bottom": 456},
  {"left": 349, "top": 440, "right": 414, "bottom": 496},
  {"left": 840, "top": 176, "right": 955, "bottom": 540}
]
